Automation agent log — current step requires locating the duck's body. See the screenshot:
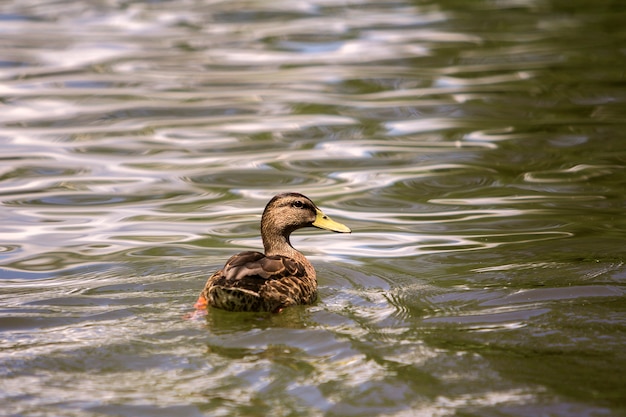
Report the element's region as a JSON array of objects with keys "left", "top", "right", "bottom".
[{"left": 195, "top": 192, "right": 350, "bottom": 313}]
